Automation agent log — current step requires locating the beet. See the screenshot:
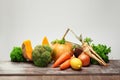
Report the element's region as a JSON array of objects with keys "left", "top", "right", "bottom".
[{"left": 74, "top": 48, "right": 83, "bottom": 57}]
